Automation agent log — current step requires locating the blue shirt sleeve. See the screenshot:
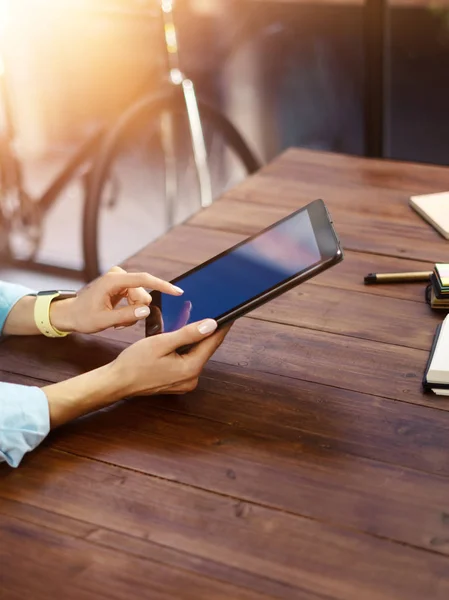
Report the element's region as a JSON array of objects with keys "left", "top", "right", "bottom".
[
  {"left": 0, "top": 281, "right": 51, "bottom": 467},
  {"left": 0, "top": 384, "right": 50, "bottom": 467},
  {"left": 0, "top": 281, "right": 36, "bottom": 335}
]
